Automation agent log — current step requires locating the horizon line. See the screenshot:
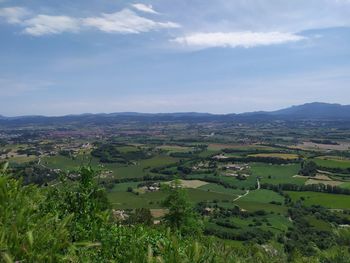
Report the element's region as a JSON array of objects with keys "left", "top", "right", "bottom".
[{"left": 0, "top": 101, "right": 347, "bottom": 118}]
